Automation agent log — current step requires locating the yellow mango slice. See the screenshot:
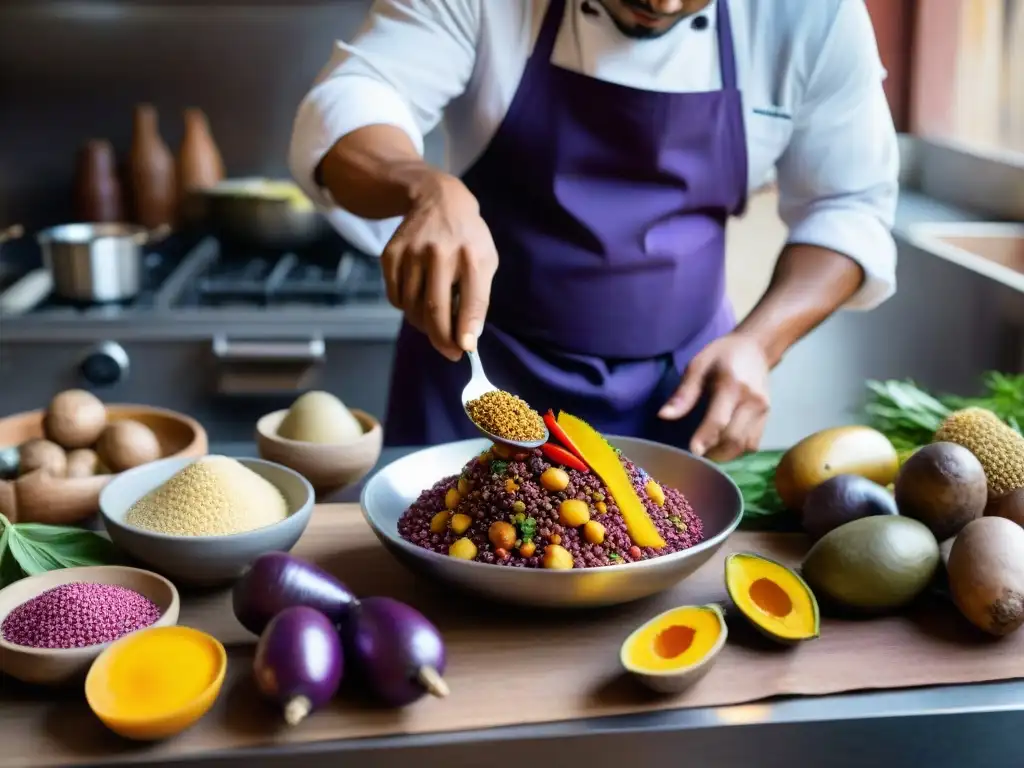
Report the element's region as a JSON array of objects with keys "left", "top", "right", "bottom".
[{"left": 556, "top": 412, "right": 666, "bottom": 548}]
